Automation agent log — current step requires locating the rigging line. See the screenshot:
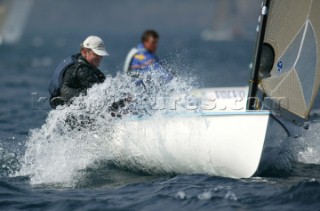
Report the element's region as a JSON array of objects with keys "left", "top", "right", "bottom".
[{"left": 249, "top": 80, "right": 261, "bottom": 83}]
